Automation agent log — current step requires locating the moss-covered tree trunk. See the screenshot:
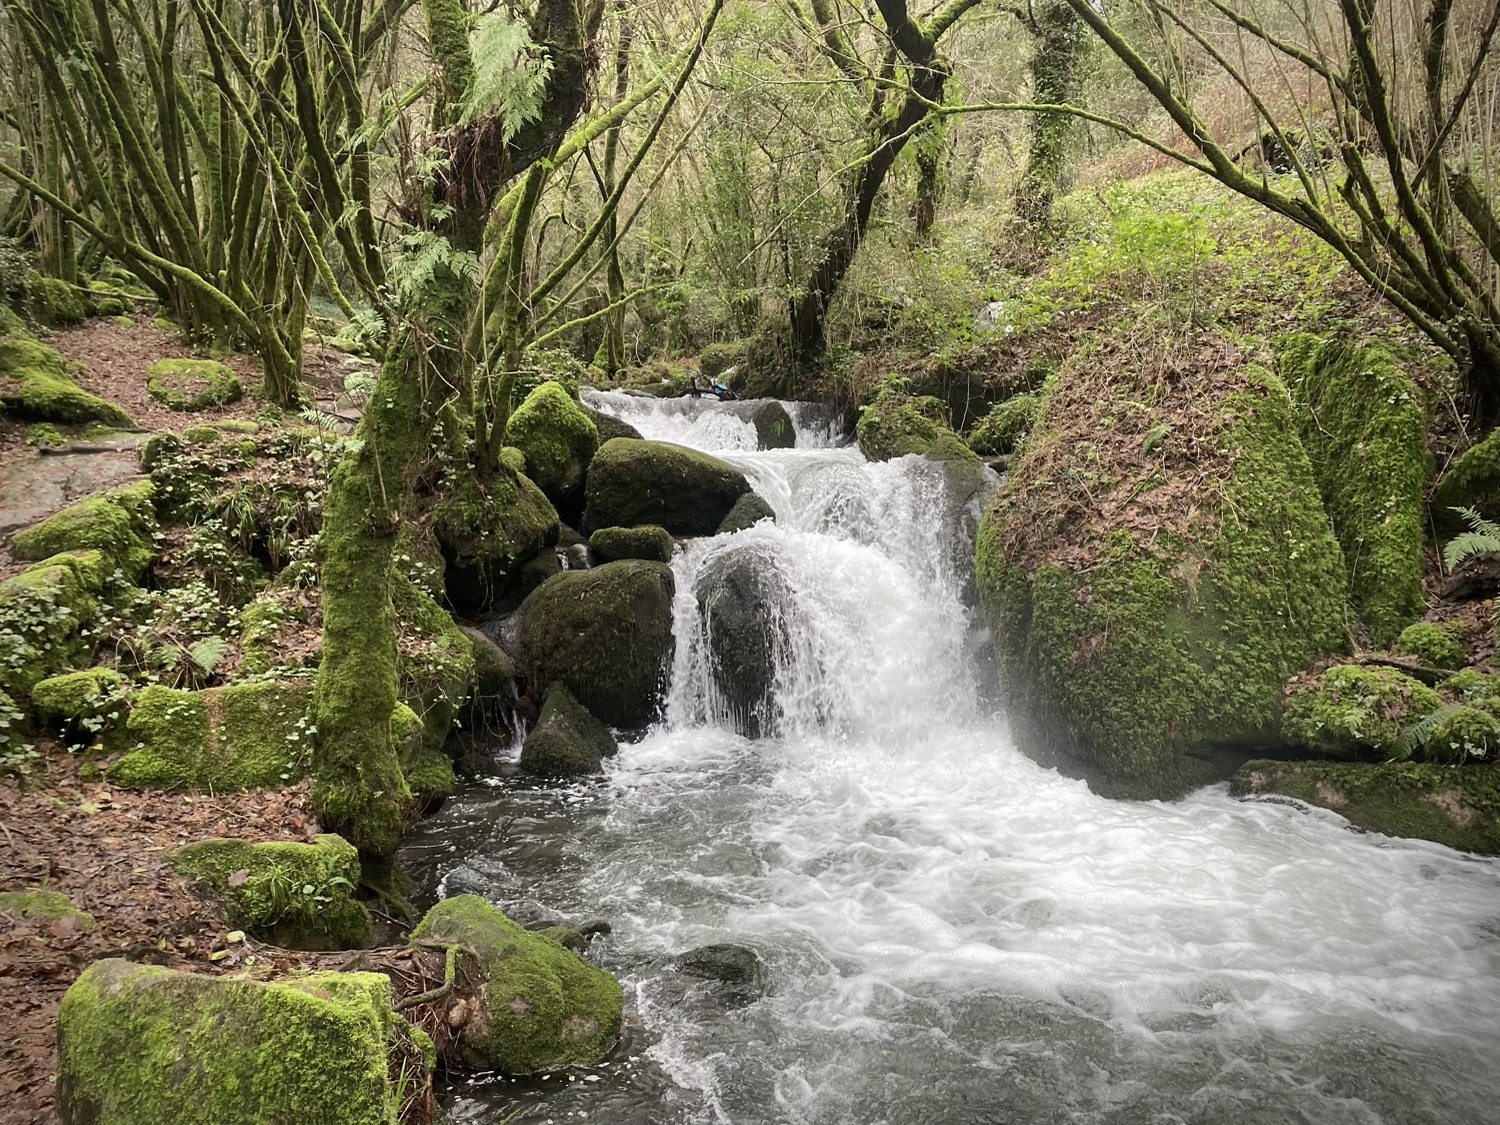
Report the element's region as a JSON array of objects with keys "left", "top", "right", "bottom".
[{"left": 1013, "top": 0, "right": 1086, "bottom": 232}]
